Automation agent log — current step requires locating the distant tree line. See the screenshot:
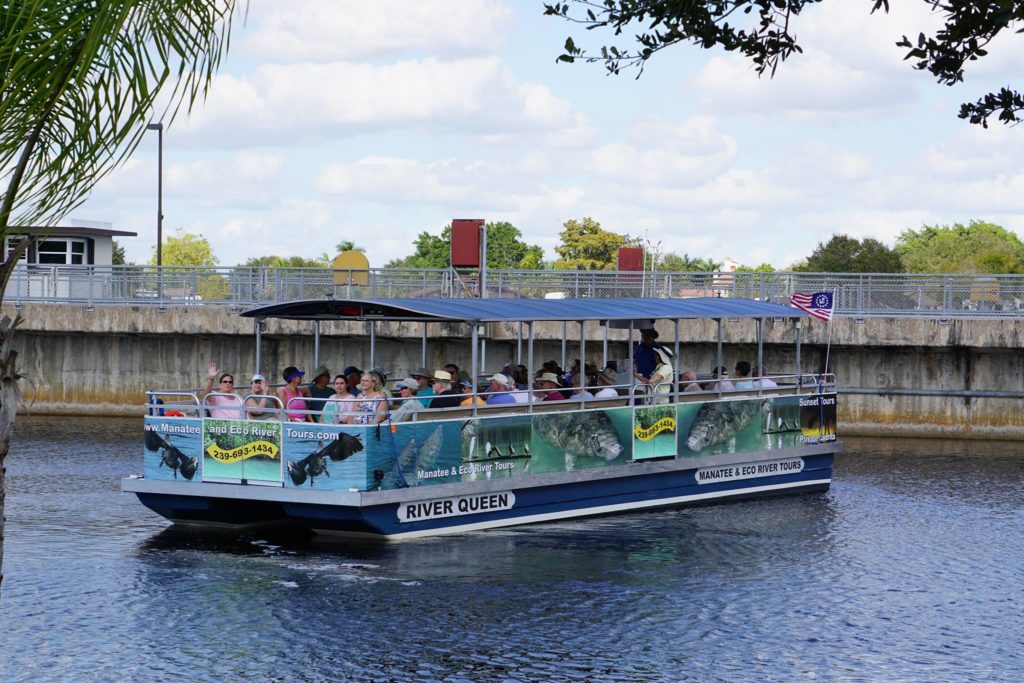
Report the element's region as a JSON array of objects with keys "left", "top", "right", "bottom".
[{"left": 137, "top": 218, "right": 1024, "bottom": 275}]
